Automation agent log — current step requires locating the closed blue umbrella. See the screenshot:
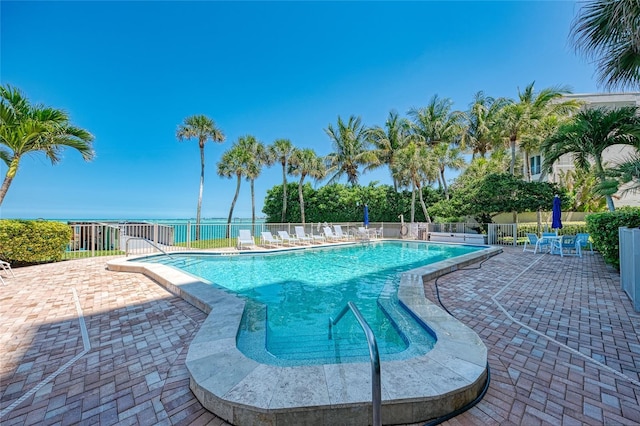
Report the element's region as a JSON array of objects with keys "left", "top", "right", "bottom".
[
  {"left": 364, "top": 204, "right": 369, "bottom": 227},
  {"left": 552, "top": 195, "right": 563, "bottom": 230}
]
